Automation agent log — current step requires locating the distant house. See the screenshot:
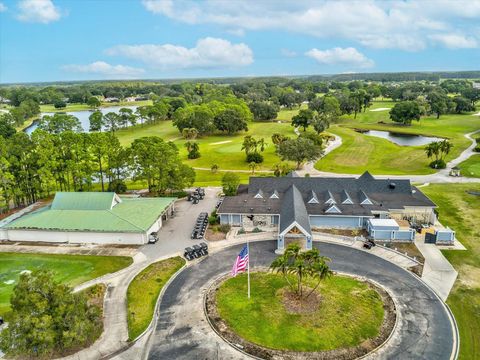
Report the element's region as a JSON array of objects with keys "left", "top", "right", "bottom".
[
  {"left": 473, "top": 82, "right": 480, "bottom": 89},
  {"left": 104, "top": 97, "right": 120, "bottom": 103},
  {"left": 0, "top": 192, "right": 175, "bottom": 245},
  {"left": 0, "top": 96, "right": 11, "bottom": 104},
  {"left": 217, "top": 172, "right": 436, "bottom": 251}
]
